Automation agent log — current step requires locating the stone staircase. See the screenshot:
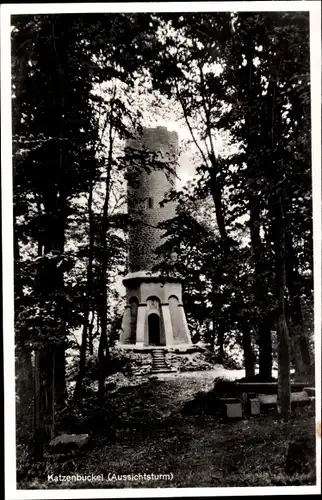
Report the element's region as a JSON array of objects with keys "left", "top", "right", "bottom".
[{"left": 151, "top": 348, "right": 174, "bottom": 374}]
